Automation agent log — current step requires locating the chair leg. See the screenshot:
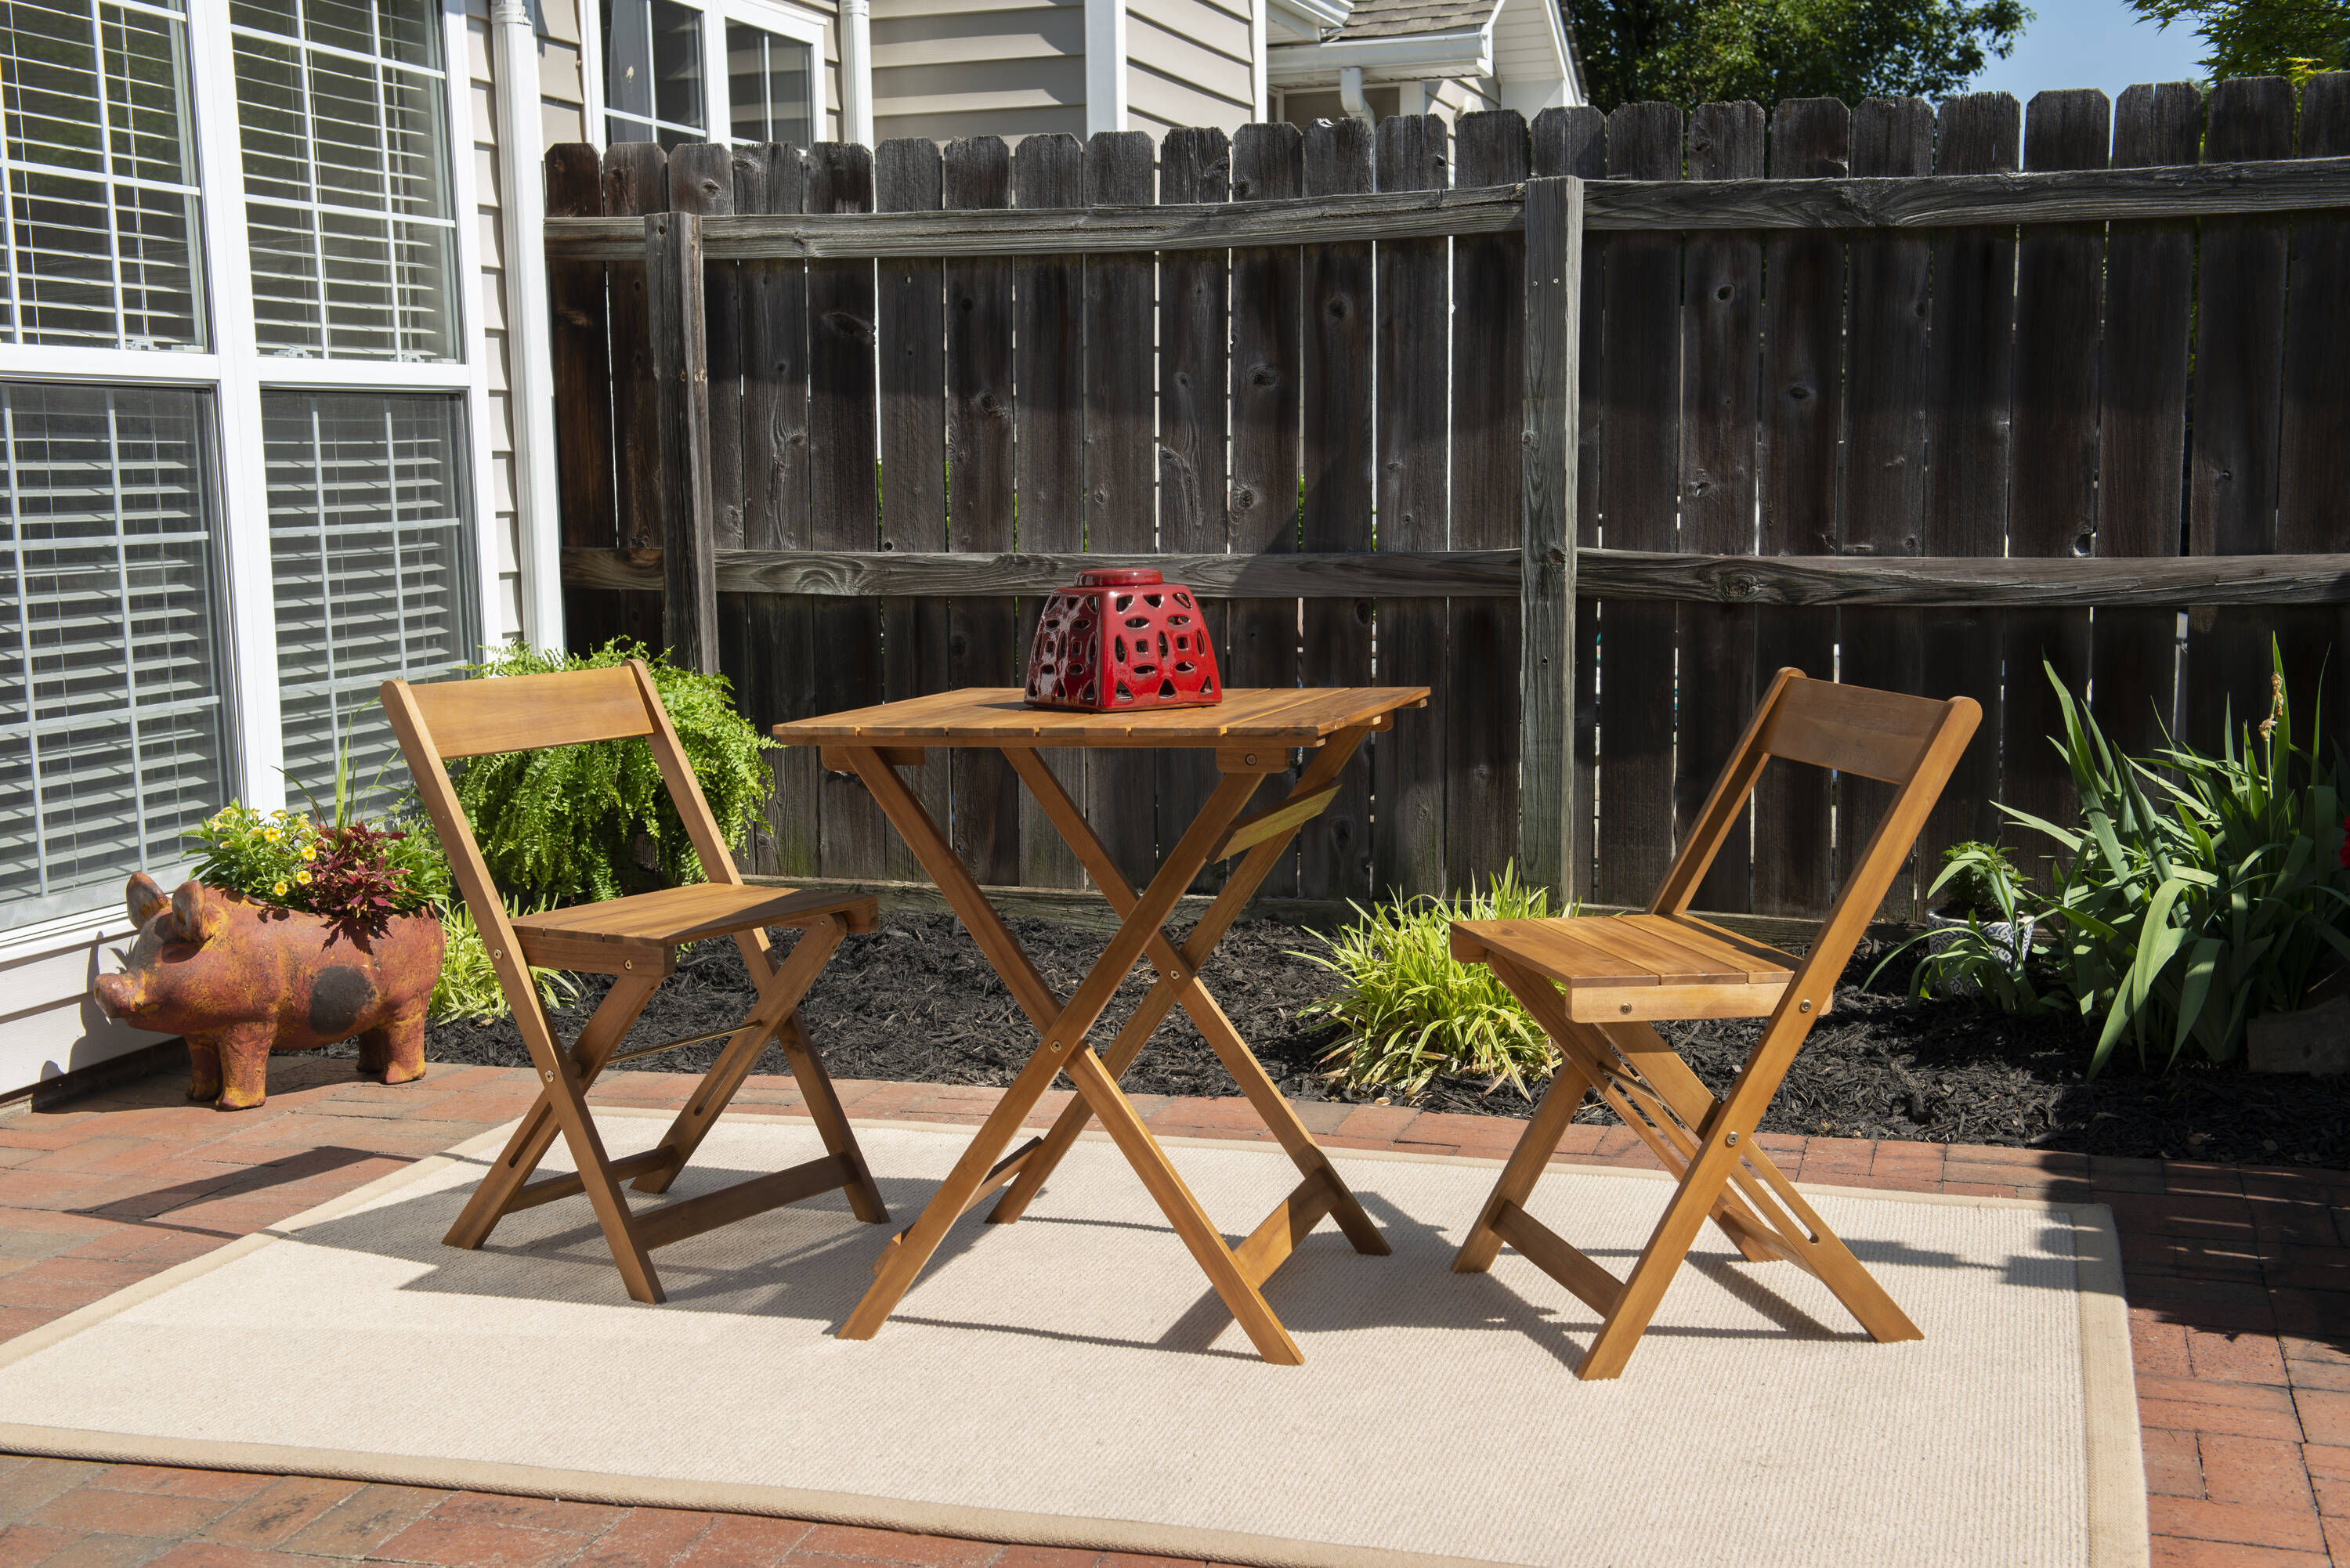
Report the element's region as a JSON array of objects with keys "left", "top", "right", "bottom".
[
  {"left": 1452, "top": 1053, "right": 1596, "bottom": 1275},
  {"left": 446, "top": 973, "right": 660, "bottom": 1251},
  {"left": 1578, "top": 1139, "right": 1744, "bottom": 1380},
  {"left": 776, "top": 1012, "right": 889, "bottom": 1223}
]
